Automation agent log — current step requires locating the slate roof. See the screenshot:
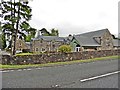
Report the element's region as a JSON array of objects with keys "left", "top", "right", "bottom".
[
  {"left": 32, "top": 35, "right": 65, "bottom": 42},
  {"left": 62, "top": 36, "right": 73, "bottom": 44},
  {"left": 76, "top": 29, "right": 108, "bottom": 37},
  {"left": 73, "top": 29, "right": 109, "bottom": 47},
  {"left": 74, "top": 35, "right": 100, "bottom": 46},
  {"left": 25, "top": 42, "right": 31, "bottom": 46}
]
